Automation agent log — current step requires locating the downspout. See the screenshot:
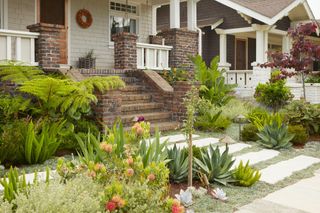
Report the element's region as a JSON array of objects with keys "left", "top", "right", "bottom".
[{"left": 196, "top": 27, "right": 202, "bottom": 56}]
